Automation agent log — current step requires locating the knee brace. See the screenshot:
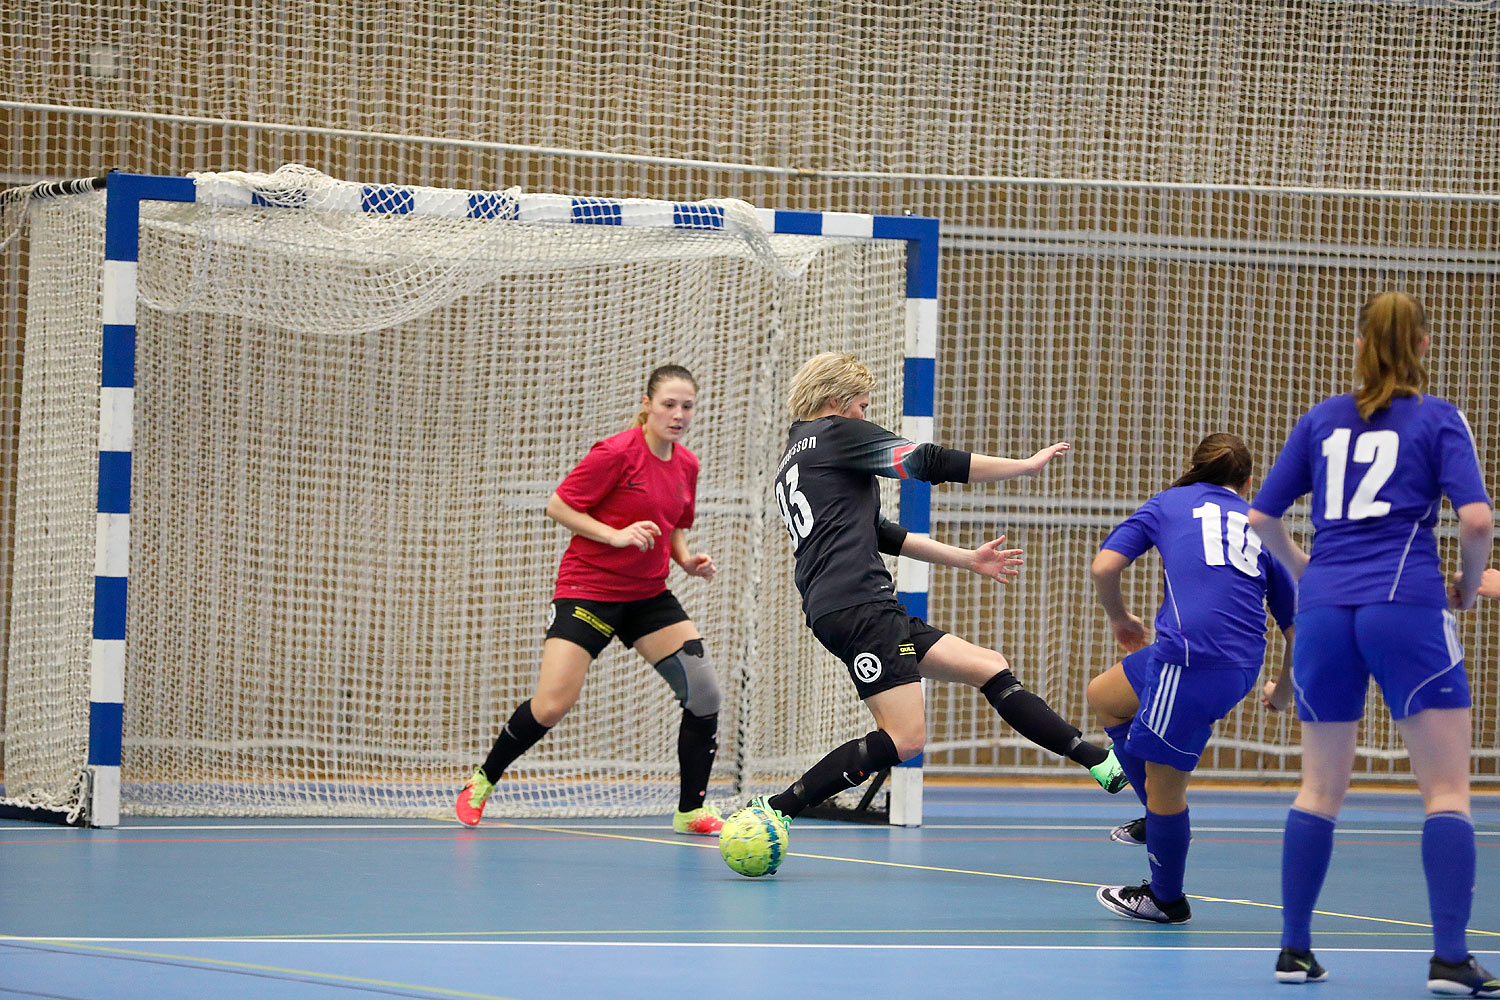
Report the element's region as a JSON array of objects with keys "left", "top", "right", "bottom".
[{"left": 652, "top": 638, "right": 721, "bottom": 716}]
